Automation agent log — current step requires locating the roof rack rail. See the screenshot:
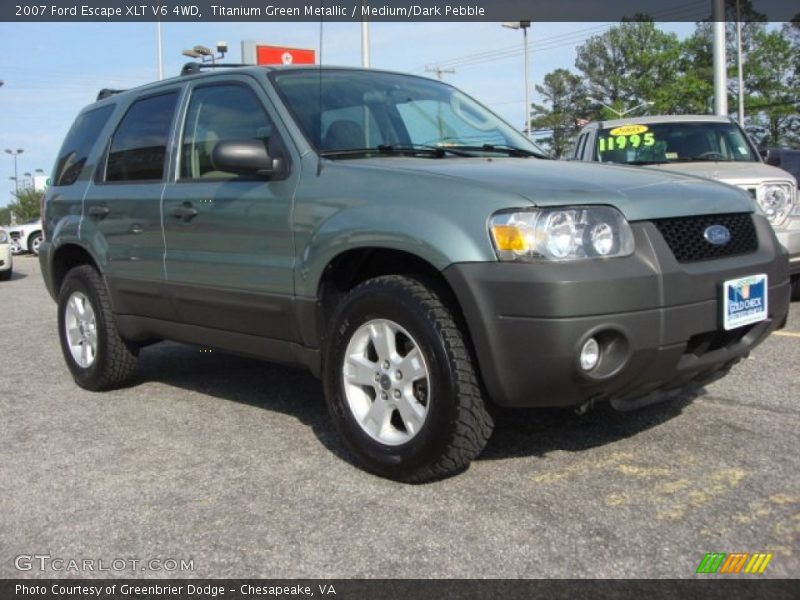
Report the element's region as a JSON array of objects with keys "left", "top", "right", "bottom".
[
  {"left": 180, "top": 62, "right": 249, "bottom": 76},
  {"left": 97, "top": 88, "right": 126, "bottom": 101}
]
